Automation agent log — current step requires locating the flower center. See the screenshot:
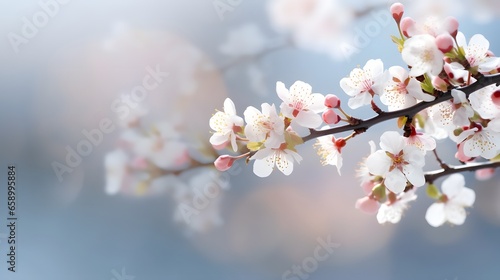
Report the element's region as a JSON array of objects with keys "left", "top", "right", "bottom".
[{"left": 387, "top": 150, "right": 409, "bottom": 171}]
